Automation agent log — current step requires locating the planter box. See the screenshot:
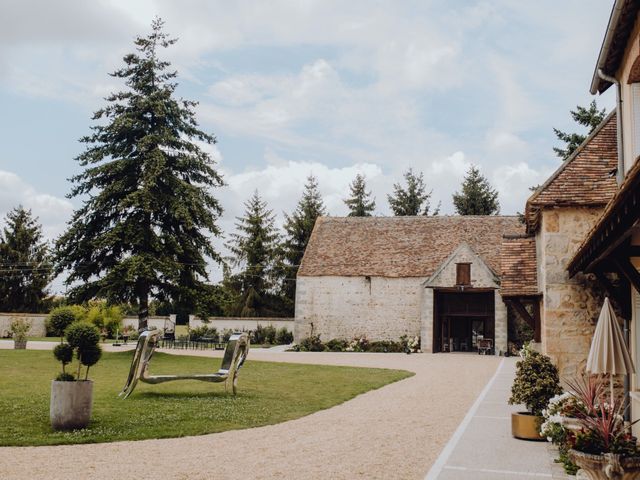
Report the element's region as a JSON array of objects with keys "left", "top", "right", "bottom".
[
  {"left": 511, "top": 412, "right": 545, "bottom": 441},
  {"left": 570, "top": 450, "right": 640, "bottom": 479},
  {"left": 13, "top": 340, "right": 27, "bottom": 349},
  {"left": 50, "top": 380, "right": 94, "bottom": 431}
]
